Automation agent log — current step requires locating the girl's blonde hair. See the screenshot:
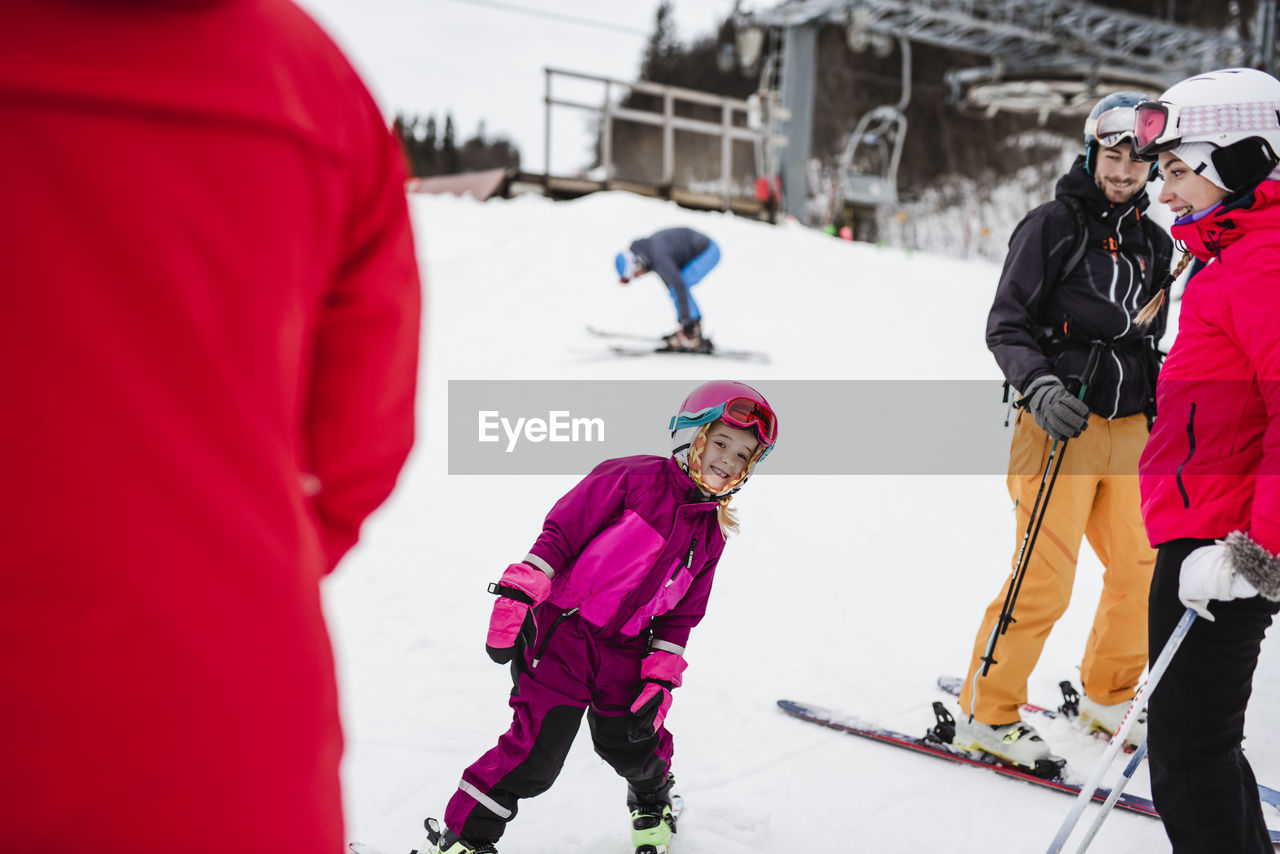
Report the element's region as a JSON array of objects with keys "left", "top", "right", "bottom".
[{"left": 717, "top": 497, "right": 741, "bottom": 538}]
